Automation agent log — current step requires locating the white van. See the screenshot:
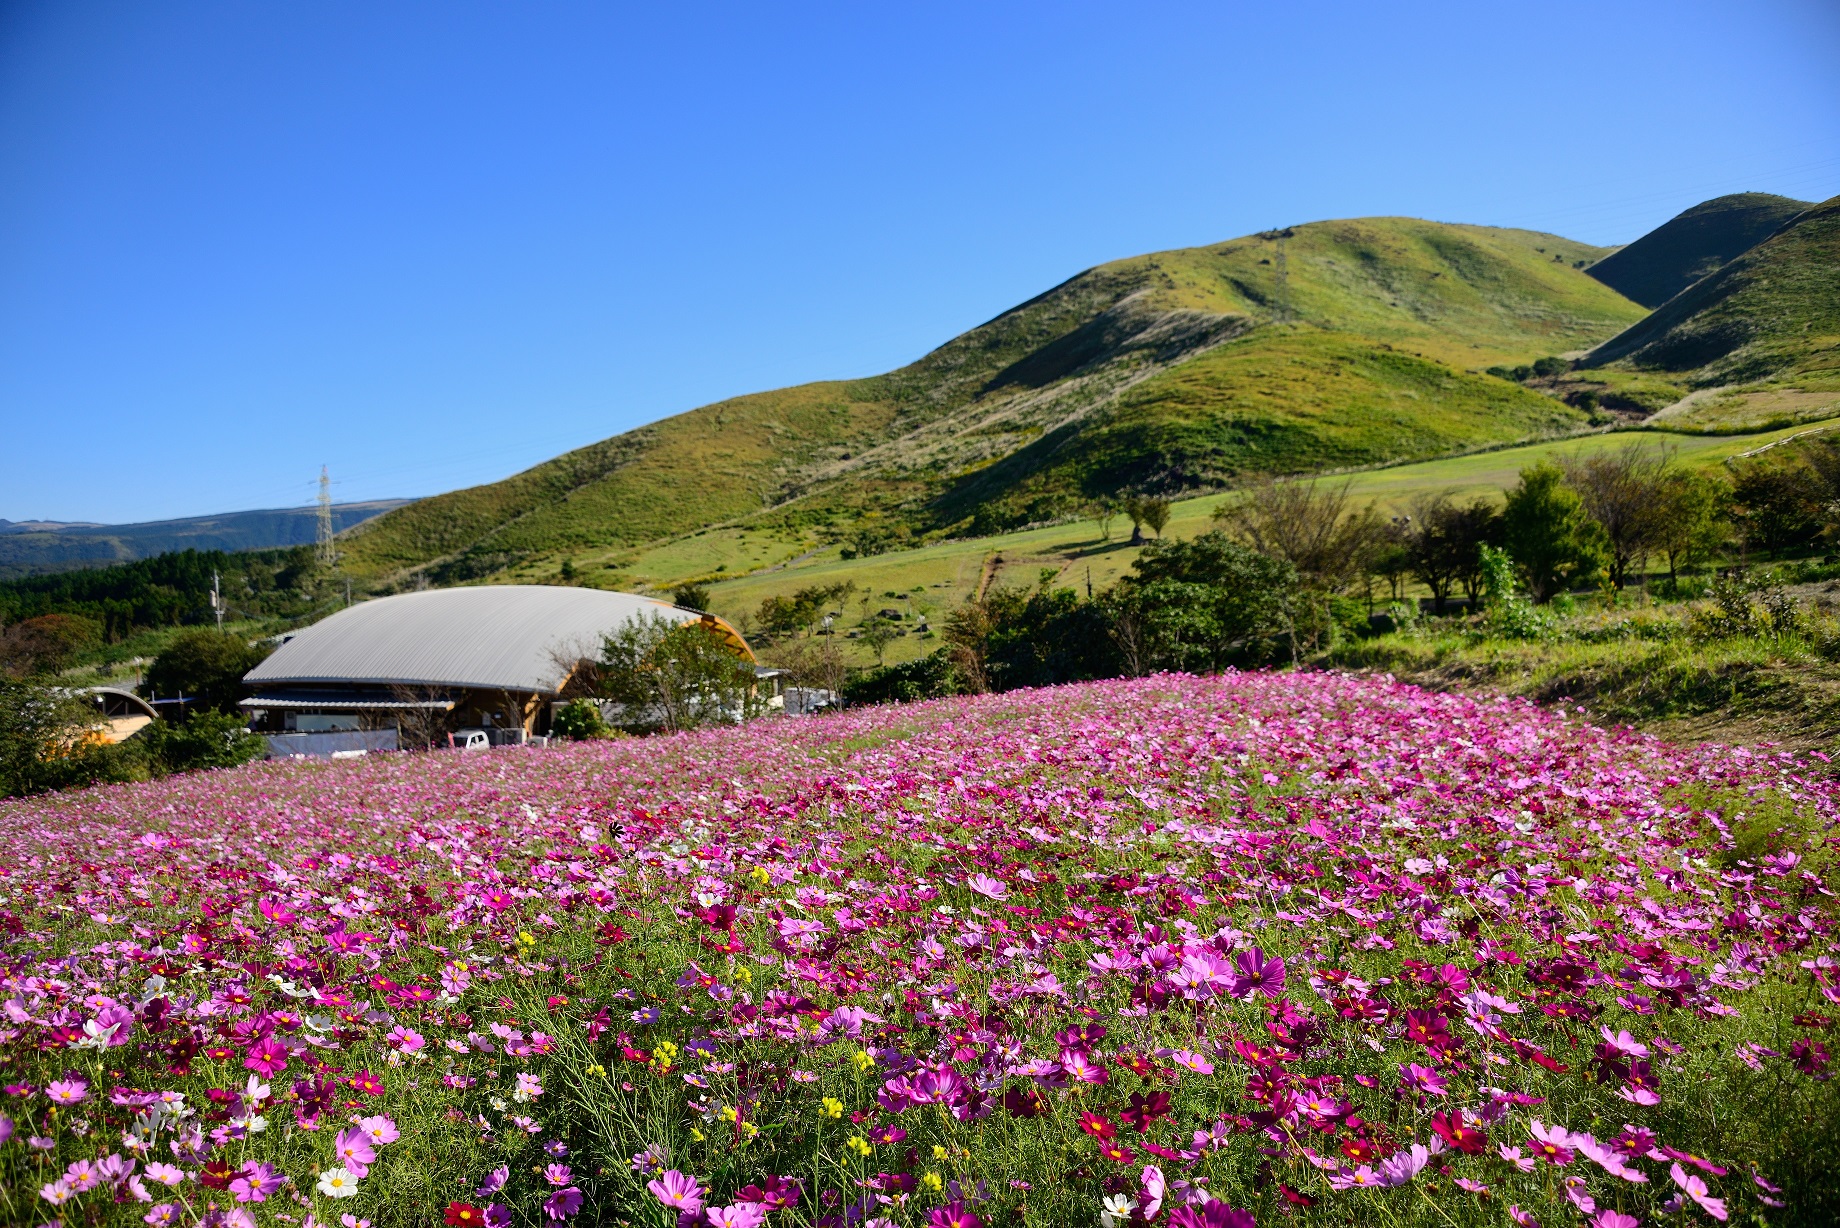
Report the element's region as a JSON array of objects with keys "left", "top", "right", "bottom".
[{"left": 453, "top": 729, "right": 490, "bottom": 752}]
